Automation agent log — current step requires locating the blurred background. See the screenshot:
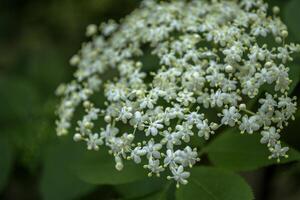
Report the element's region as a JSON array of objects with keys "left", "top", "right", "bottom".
[{"left": 0, "top": 0, "right": 299, "bottom": 200}]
